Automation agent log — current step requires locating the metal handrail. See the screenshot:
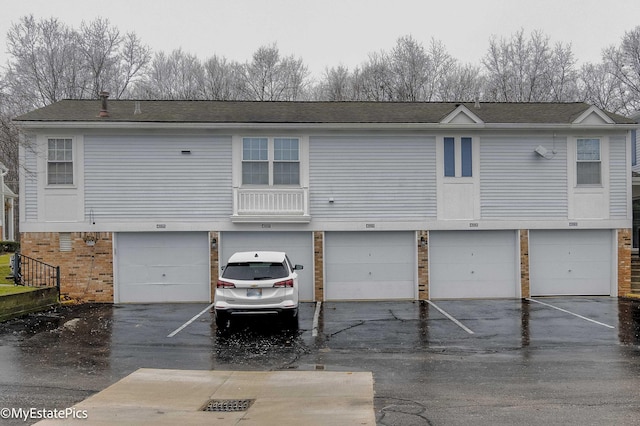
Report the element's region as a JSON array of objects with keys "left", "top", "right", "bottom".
[{"left": 12, "top": 253, "right": 60, "bottom": 290}]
